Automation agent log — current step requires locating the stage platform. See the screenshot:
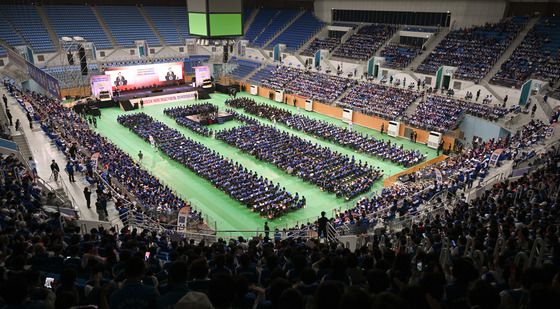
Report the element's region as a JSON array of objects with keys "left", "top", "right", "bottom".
[
  {"left": 186, "top": 111, "right": 234, "bottom": 125},
  {"left": 114, "top": 84, "right": 199, "bottom": 101}
]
